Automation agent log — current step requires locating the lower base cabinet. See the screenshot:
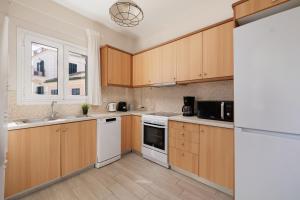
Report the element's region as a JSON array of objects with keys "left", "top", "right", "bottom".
[
  {"left": 5, "top": 125, "right": 61, "bottom": 197},
  {"left": 199, "top": 125, "right": 234, "bottom": 190},
  {"left": 131, "top": 116, "right": 142, "bottom": 153},
  {"left": 5, "top": 120, "right": 97, "bottom": 198},
  {"left": 121, "top": 116, "right": 132, "bottom": 154},
  {"left": 169, "top": 120, "right": 234, "bottom": 191},
  {"left": 61, "top": 120, "right": 97, "bottom": 176}
]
